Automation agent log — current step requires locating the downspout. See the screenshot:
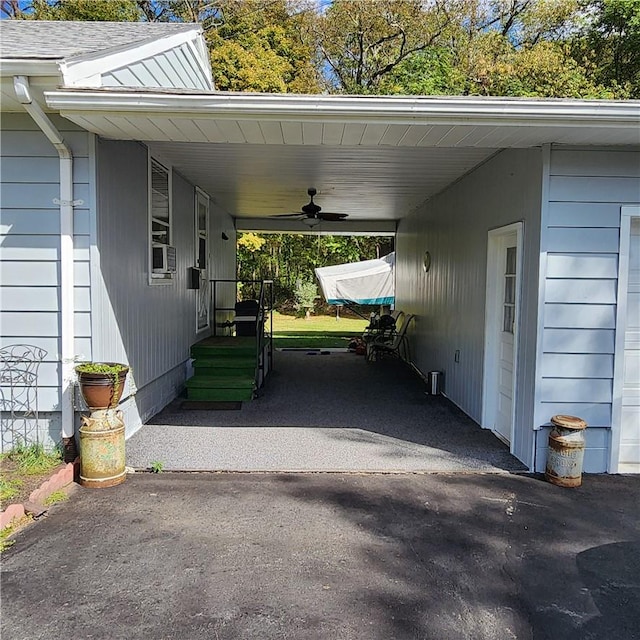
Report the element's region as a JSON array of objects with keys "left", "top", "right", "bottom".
[{"left": 14, "top": 76, "right": 81, "bottom": 447}]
